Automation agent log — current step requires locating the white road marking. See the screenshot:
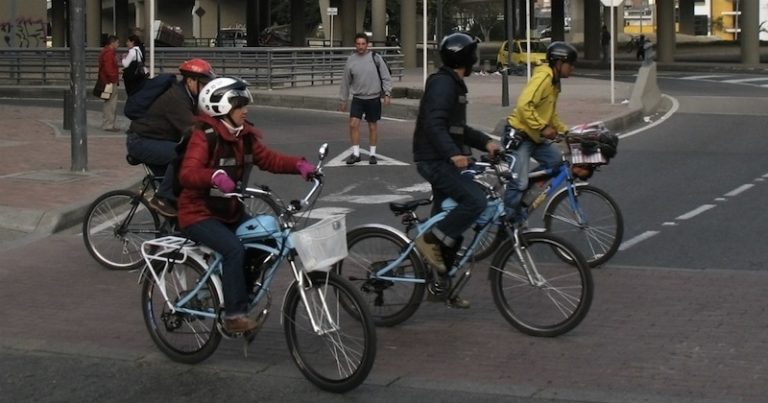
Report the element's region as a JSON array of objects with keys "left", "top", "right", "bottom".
[
  {"left": 322, "top": 194, "right": 411, "bottom": 204},
  {"left": 300, "top": 206, "right": 353, "bottom": 219},
  {"left": 680, "top": 74, "right": 730, "bottom": 80},
  {"left": 662, "top": 222, "right": 678, "bottom": 226},
  {"left": 619, "top": 231, "right": 659, "bottom": 251},
  {"left": 618, "top": 94, "right": 679, "bottom": 140},
  {"left": 724, "top": 184, "right": 754, "bottom": 197},
  {"left": 397, "top": 182, "right": 432, "bottom": 193},
  {"left": 676, "top": 204, "right": 716, "bottom": 220},
  {"left": 722, "top": 77, "right": 768, "bottom": 84},
  {"left": 325, "top": 147, "right": 409, "bottom": 167}
]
